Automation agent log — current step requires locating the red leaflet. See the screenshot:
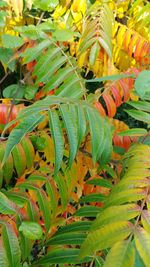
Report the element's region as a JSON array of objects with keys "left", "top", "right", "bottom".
[
  {"left": 134, "top": 38, "right": 144, "bottom": 61},
  {"left": 111, "top": 86, "right": 122, "bottom": 107},
  {"left": 0, "top": 104, "right": 24, "bottom": 132},
  {"left": 94, "top": 101, "right": 106, "bottom": 116},
  {"left": 118, "top": 79, "right": 130, "bottom": 102},
  {"left": 102, "top": 93, "right": 117, "bottom": 117}
]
